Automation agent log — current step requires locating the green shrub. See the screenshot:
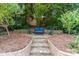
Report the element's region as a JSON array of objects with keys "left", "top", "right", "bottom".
[
  {"left": 68, "top": 35, "right": 79, "bottom": 53},
  {"left": 59, "top": 9, "right": 79, "bottom": 34},
  {"left": 0, "top": 4, "right": 21, "bottom": 25}
]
